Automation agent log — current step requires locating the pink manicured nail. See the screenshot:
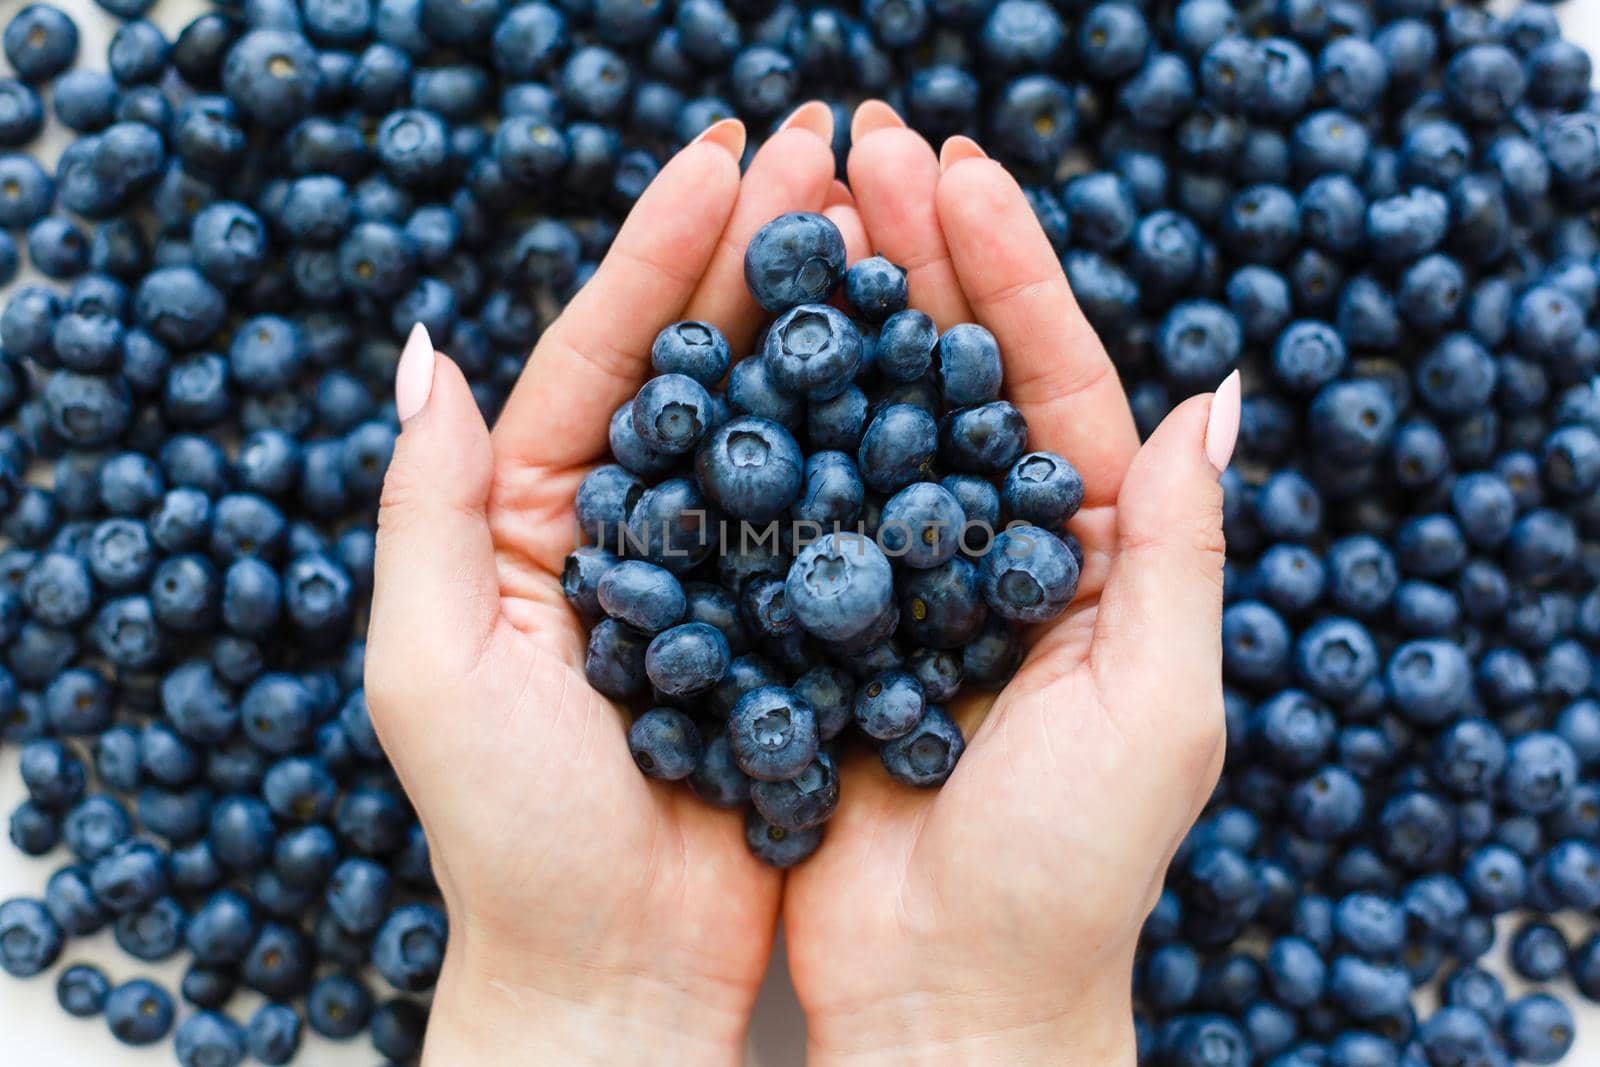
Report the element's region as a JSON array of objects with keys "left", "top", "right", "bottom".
[
  {"left": 850, "top": 99, "right": 904, "bottom": 142},
  {"left": 938, "top": 135, "right": 987, "bottom": 172},
  {"left": 780, "top": 100, "right": 834, "bottom": 141},
  {"left": 691, "top": 118, "right": 747, "bottom": 160},
  {"left": 395, "top": 322, "right": 435, "bottom": 423},
  {"left": 1205, "top": 369, "right": 1241, "bottom": 474}
]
